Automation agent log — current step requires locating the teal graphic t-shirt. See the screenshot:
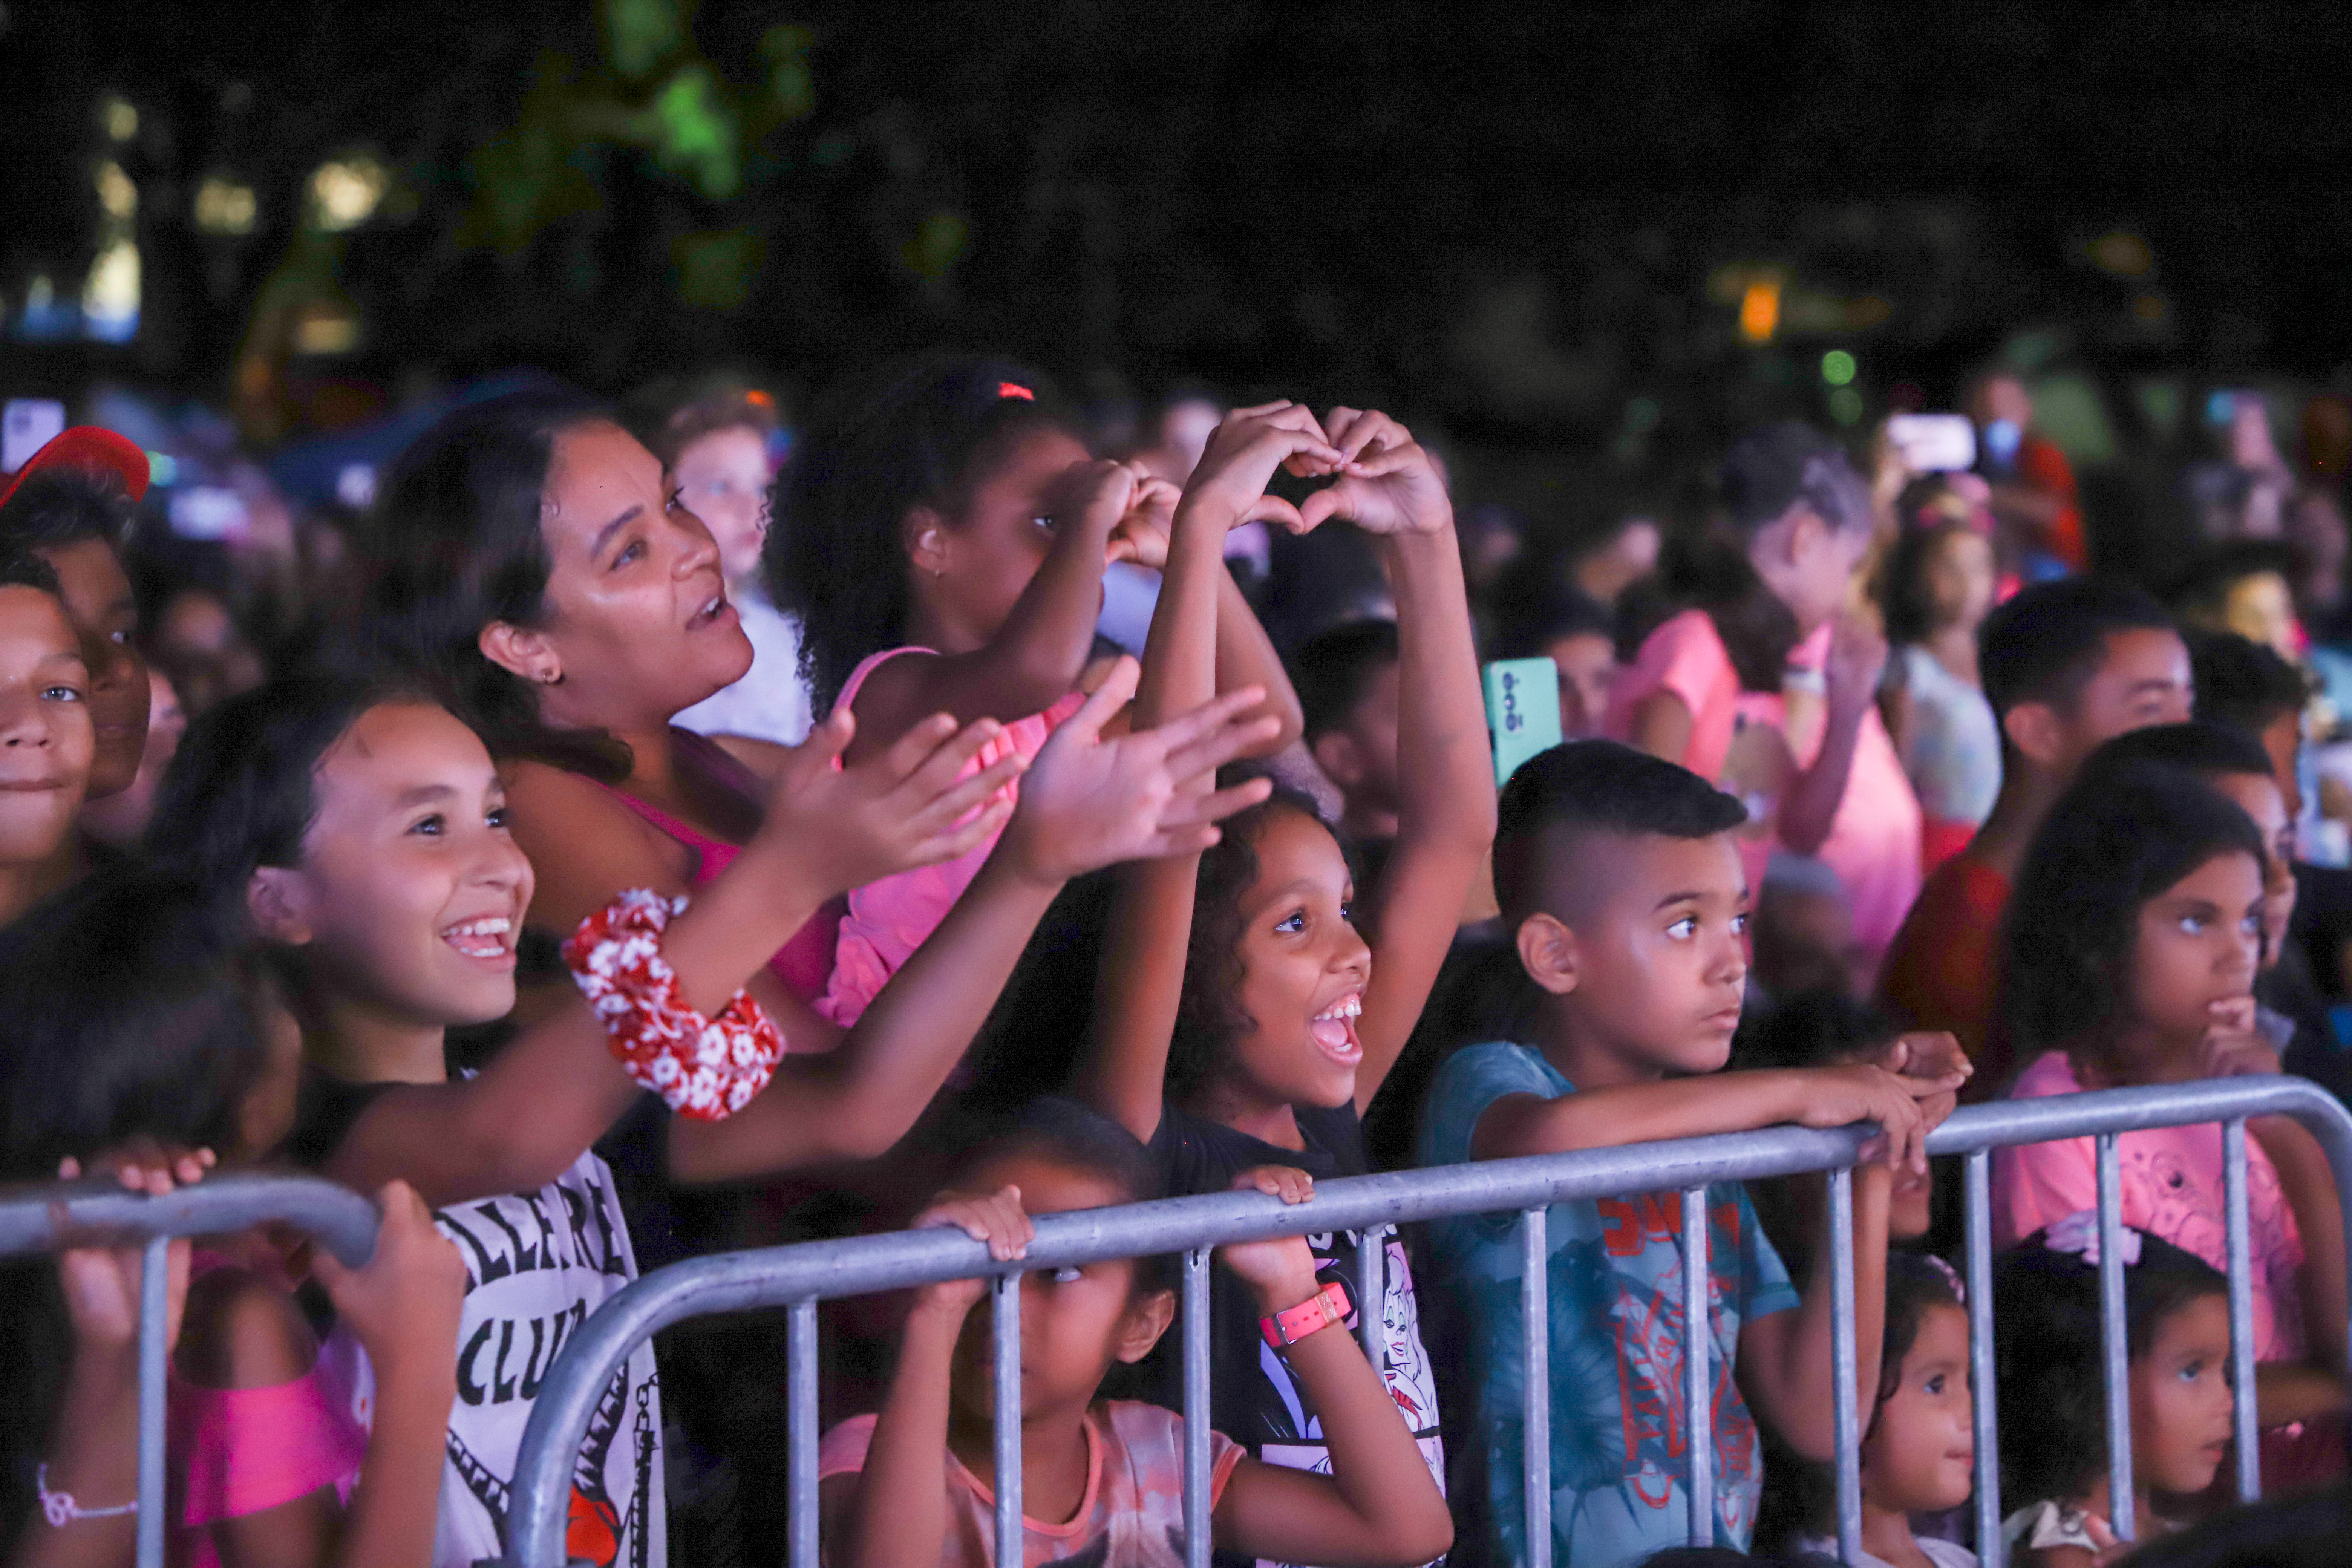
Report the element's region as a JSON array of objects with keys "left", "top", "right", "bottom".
[{"left": 1416, "top": 1041, "right": 1797, "bottom": 1568}]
